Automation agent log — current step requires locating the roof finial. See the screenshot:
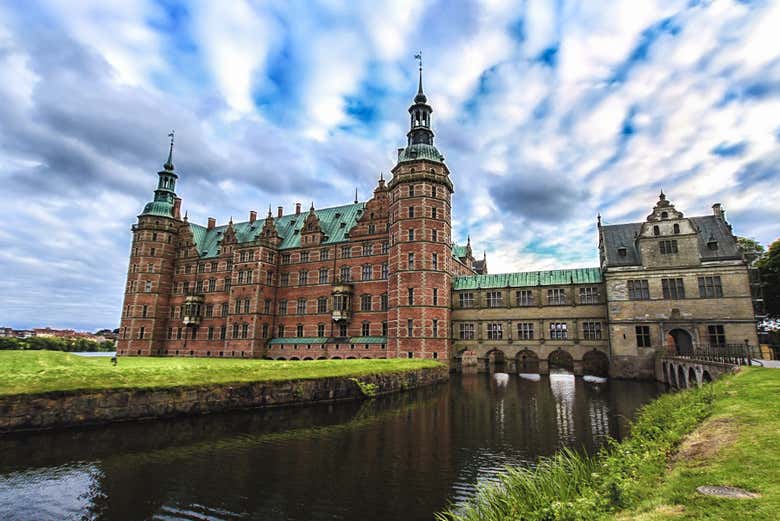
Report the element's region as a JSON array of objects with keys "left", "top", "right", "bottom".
[
  {"left": 597, "top": 213, "right": 602, "bottom": 226},
  {"left": 267, "top": 204, "right": 272, "bottom": 217},
  {"left": 183, "top": 209, "right": 188, "bottom": 221},
  {"left": 414, "top": 51, "right": 427, "bottom": 103},
  {"left": 164, "top": 130, "right": 175, "bottom": 171},
  {"left": 354, "top": 187, "right": 358, "bottom": 204},
  {"left": 467, "top": 234, "right": 471, "bottom": 246},
  {"left": 310, "top": 201, "right": 315, "bottom": 211},
  {"left": 379, "top": 172, "right": 384, "bottom": 181},
  {"left": 659, "top": 189, "right": 666, "bottom": 201}
]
